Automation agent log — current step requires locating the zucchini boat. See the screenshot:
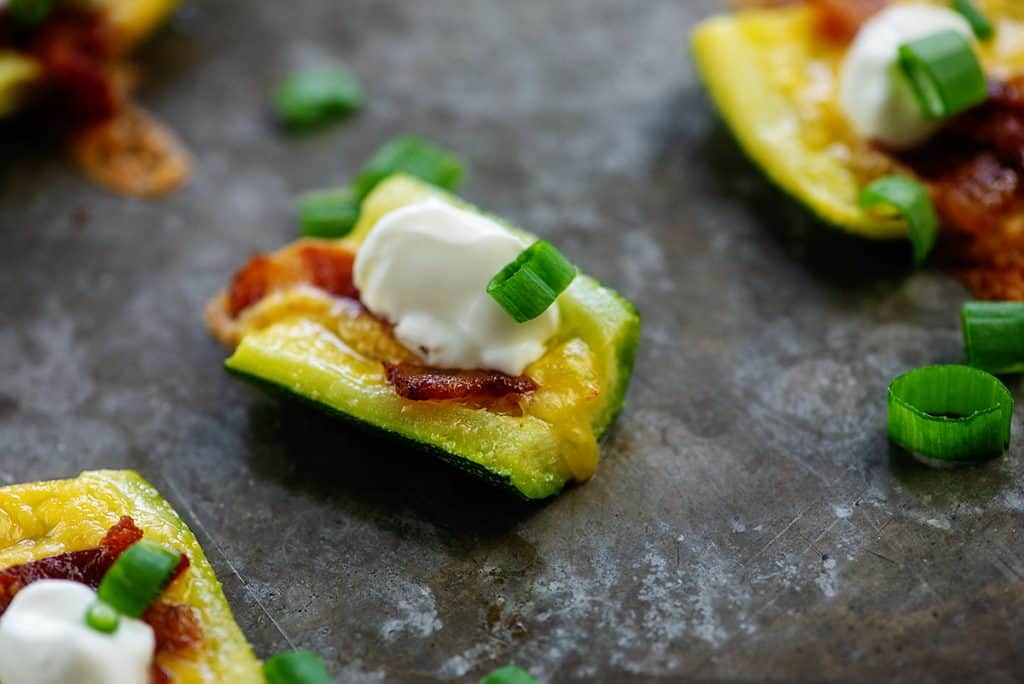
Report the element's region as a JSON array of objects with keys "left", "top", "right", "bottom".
[
  {"left": 0, "top": 470, "right": 263, "bottom": 683},
  {"left": 206, "top": 175, "right": 640, "bottom": 500},
  {"left": 0, "top": 0, "right": 189, "bottom": 196},
  {"left": 693, "top": 0, "right": 1024, "bottom": 238}
]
